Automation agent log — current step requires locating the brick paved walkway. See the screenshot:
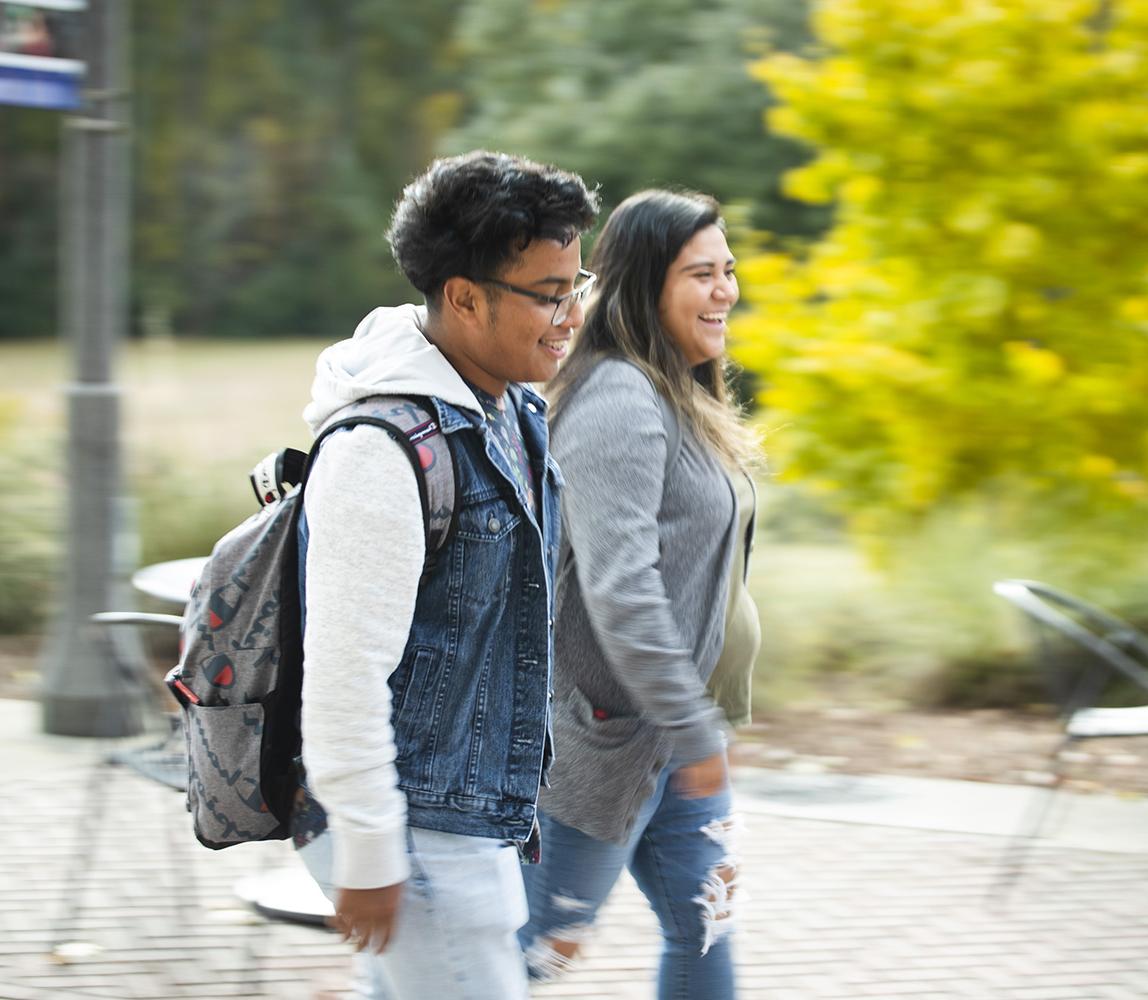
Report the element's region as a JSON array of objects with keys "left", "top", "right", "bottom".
[{"left": 2, "top": 702, "right": 1146, "bottom": 1000}]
